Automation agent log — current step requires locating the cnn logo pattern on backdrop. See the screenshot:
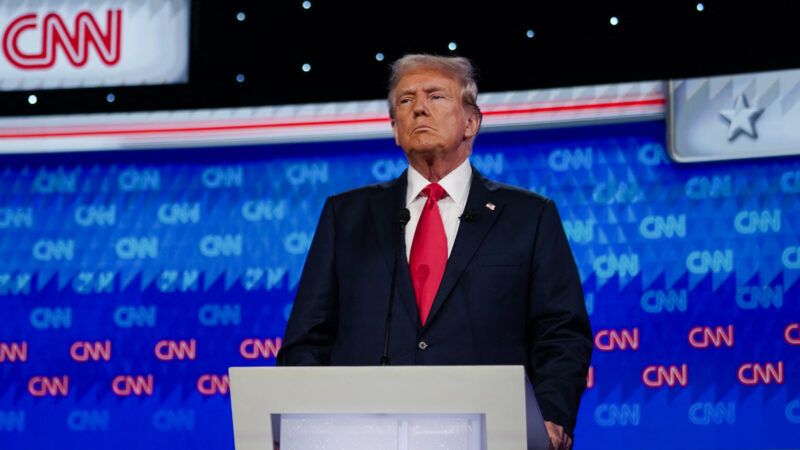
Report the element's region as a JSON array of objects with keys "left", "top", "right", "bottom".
[{"left": 0, "top": 122, "right": 798, "bottom": 448}]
